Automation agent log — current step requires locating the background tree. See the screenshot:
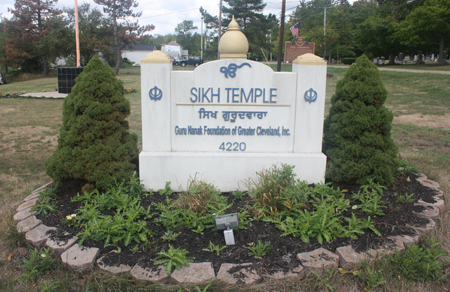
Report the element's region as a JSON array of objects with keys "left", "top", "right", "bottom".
[
  {"left": 323, "top": 55, "right": 399, "bottom": 186},
  {"left": 175, "top": 20, "right": 197, "bottom": 36},
  {"left": 93, "top": 0, "right": 154, "bottom": 74},
  {"left": 354, "top": 16, "right": 405, "bottom": 64},
  {"left": 46, "top": 56, "right": 139, "bottom": 192},
  {"left": 174, "top": 20, "right": 201, "bottom": 56},
  {"left": 64, "top": 4, "right": 111, "bottom": 66},
  {"left": 200, "top": 6, "right": 220, "bottom": 60},
  {"left": 288, "top": 0, "right": 355, "bottom": 60},
  {"left": 222, "top": 0, "right": 278, "bottom": 60},
  {"left": 0, "top": 17, "right": 9, "bottom": 72},
  {"left": 6, "top": 0, "right": 64, "bottom": 75},
  {"left": 395, "top": 0, "right": 450, "bottom": 64}
]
